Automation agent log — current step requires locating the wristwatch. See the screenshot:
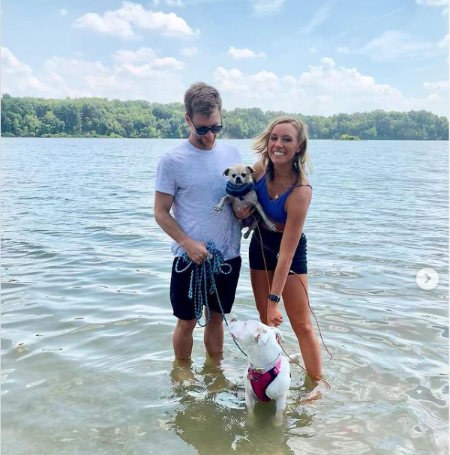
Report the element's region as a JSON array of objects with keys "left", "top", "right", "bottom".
[{"left": 268, "top": 294, "right": 281, "bottom": 303}]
